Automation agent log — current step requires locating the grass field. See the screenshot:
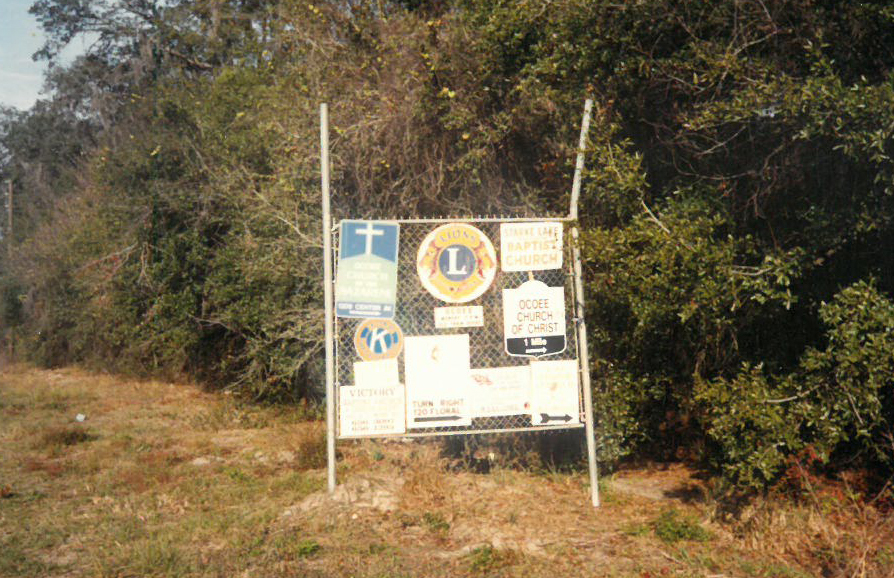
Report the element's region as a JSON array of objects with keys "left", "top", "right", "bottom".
[{"left": 1, "top": 364, "right": 892, "bottom": 577}]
